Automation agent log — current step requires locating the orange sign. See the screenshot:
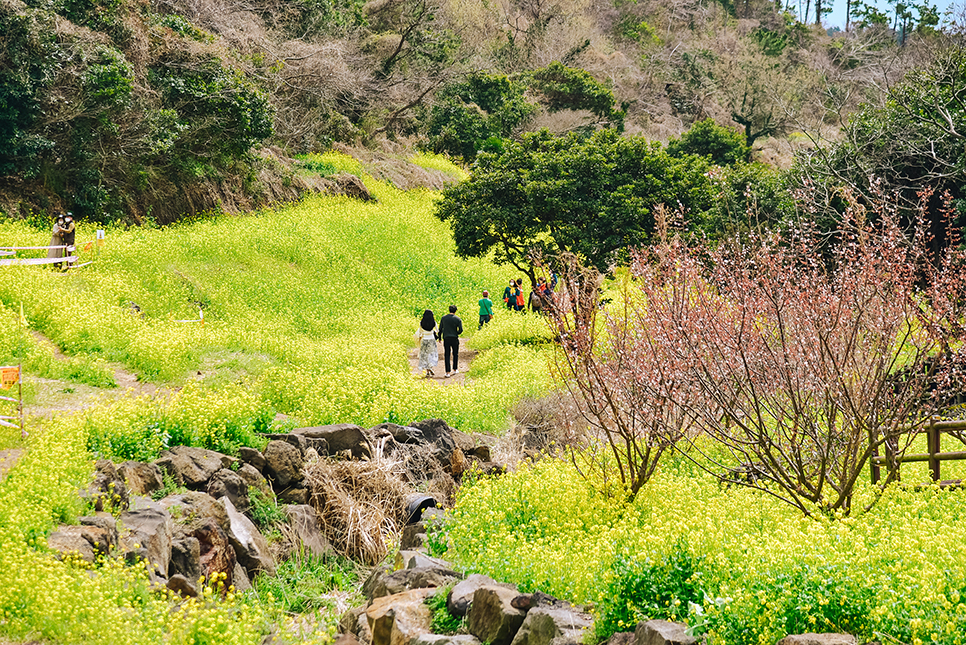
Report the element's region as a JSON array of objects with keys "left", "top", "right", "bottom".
[{"left": 0, "top": 366, "right": 19, "bottom": 390}]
